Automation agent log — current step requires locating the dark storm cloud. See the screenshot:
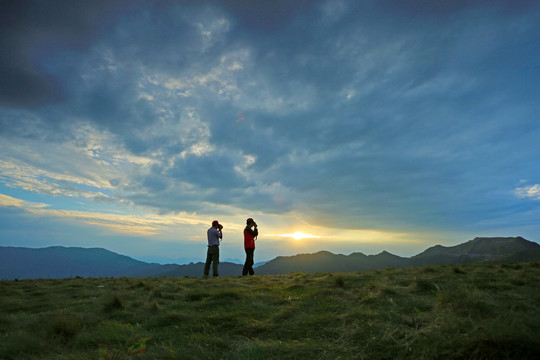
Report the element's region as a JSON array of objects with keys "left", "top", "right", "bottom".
[
  {"left": 215, "top": 0, "right": 314, "bottom": 33},
  {"left": 0, "top": 0, "right": 130, "bottom": 107}
]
